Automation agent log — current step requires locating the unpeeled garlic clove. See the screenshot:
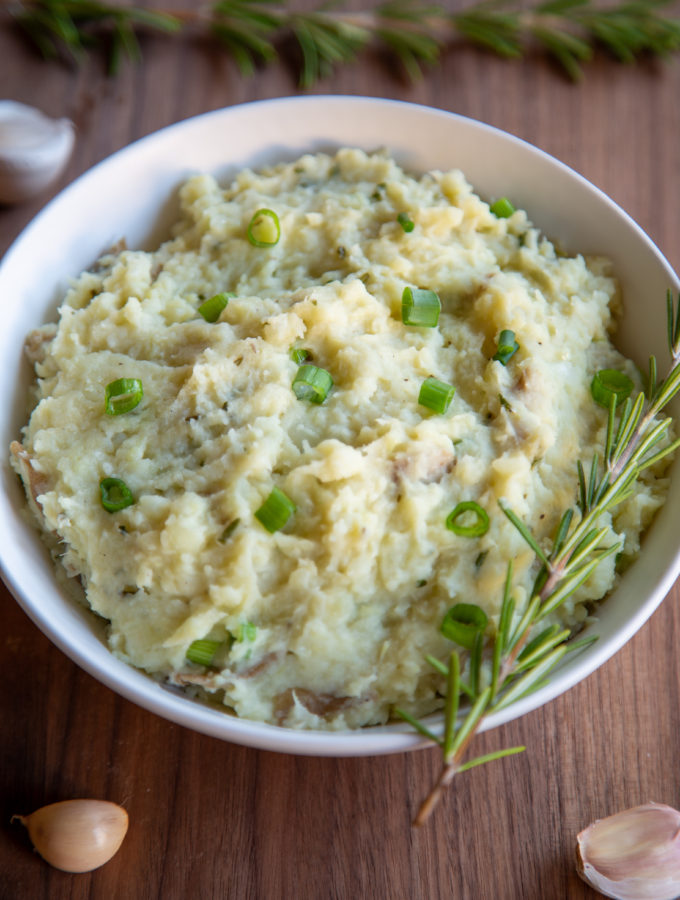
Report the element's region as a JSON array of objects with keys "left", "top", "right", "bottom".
[
  {"left": 12, "top": 798, "right": 128, "bottom": 873},
  {"left": 0, "top": 101, "right": 75, "bottom": 205},
  {"left": 576, "top": 801, "right": 680, "bottom": 900}
]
